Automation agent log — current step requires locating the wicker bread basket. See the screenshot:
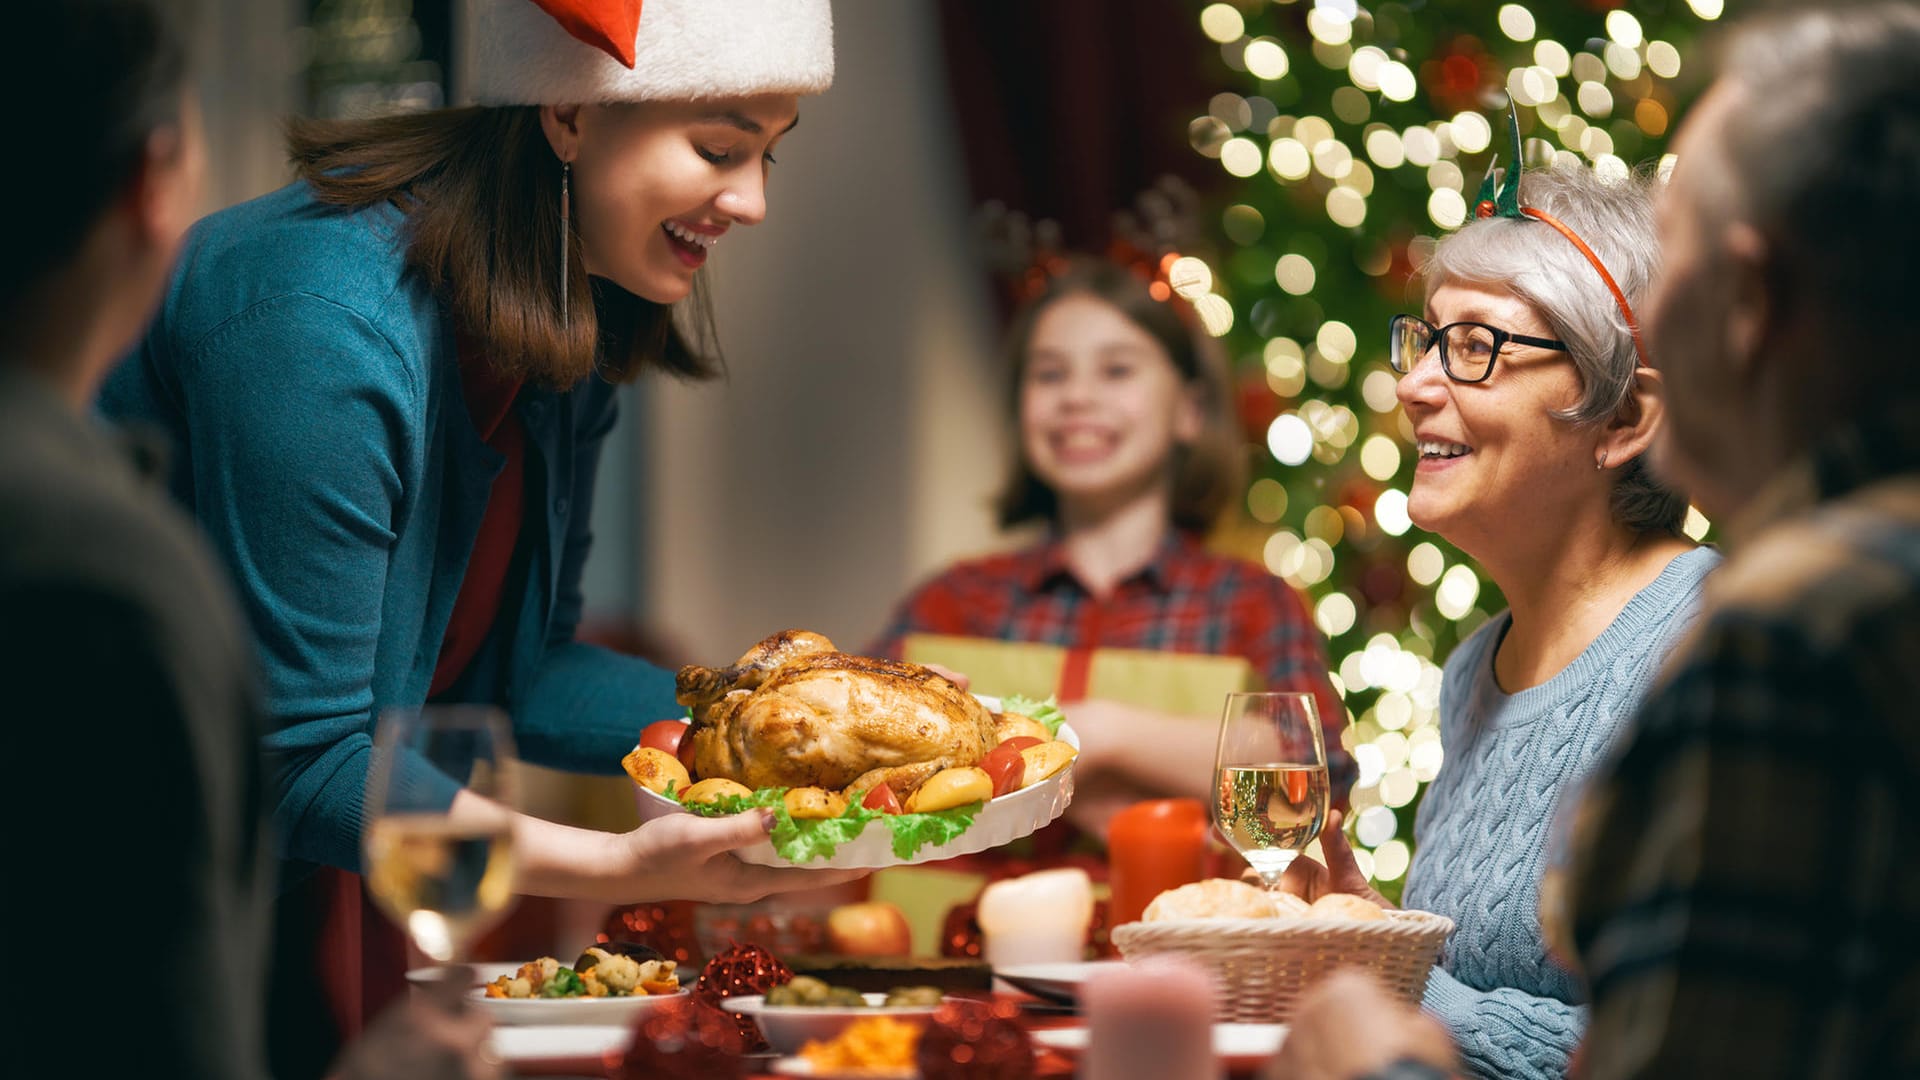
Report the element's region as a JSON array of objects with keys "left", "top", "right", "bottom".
[{"left": 1108, "top": 910, "right": 1455, "bottom": 1023}]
